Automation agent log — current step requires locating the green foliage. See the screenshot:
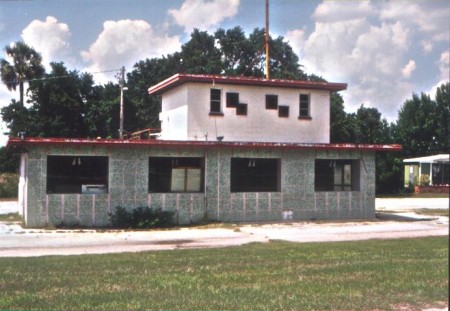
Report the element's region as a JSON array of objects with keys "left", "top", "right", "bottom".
[
  {"left": 0, "top": 147, "right": 19, "bottom": 173},
  {"left": 0, "top": 237, "right": 447, "bottom": 310},
  {"left": 109, "top": 206, "right": 175, "bottom": 229},
  {"left": 0, "top": 41, "right": 45, "bottom": 105},
  {"left": 0, "top": 173, "right": 18, "bottom": 198},
  {"left": 419, "top": 174, "right": 430, "bottom": 186}
]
